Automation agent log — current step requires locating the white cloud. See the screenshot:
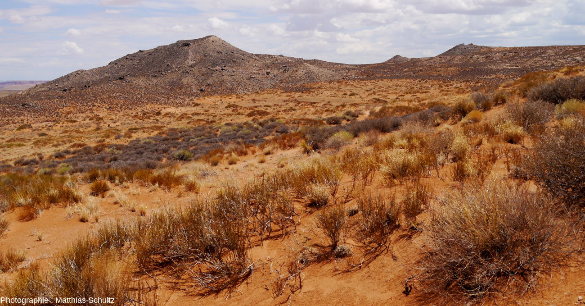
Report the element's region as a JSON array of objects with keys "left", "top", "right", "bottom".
[
  {"left": 208, "top": 17, "right": 228, "bottom": 29},
  {"left": 0, "top": 5, "right": 51, "bottom": 24},
  {"left": 66, "top": 28, "right": 81, "bottom": 36},
  {"left": 62, "top": 41, "right": 84, "bottom": 55},
  {"left": 1, "top": 0, "right": 585, "bottom": 81}
]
